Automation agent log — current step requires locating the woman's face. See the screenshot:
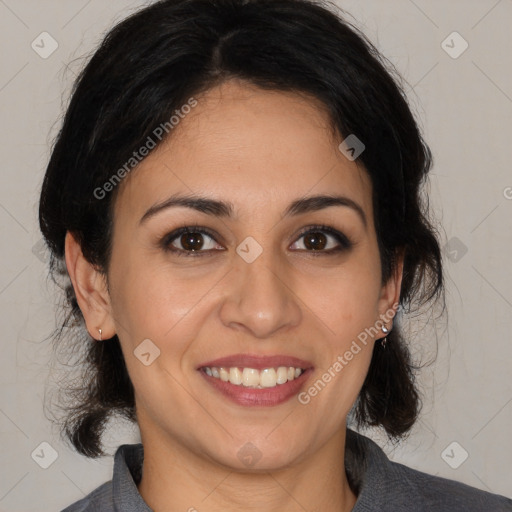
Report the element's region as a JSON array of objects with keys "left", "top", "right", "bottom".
[{"left": 102, "top": 79, "right": 401, "bottom": 470}]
